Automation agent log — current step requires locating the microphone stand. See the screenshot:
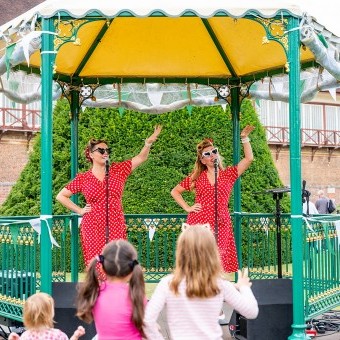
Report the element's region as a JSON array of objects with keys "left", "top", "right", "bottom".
[
  {"left": 214, "top": 159, "right": 218, "bottom": 242},
  {"left": 255, "top": 187, "right": 290, "bottom": 279},
  {"left": 105, "top": 159, "right": 110, "bottom": 244}
]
